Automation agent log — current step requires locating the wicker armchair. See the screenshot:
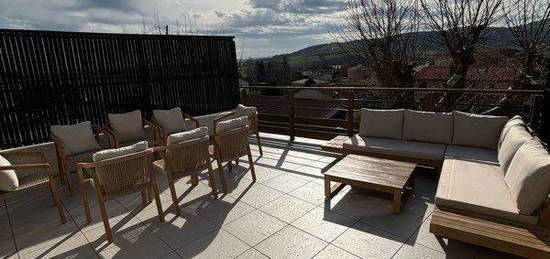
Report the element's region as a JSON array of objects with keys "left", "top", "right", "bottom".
[
  {"left": 103, "top": 110, "right": 160, "bottom": 148},
  {"left": 76, "top": 144, "right": 164, "bottom": 242},
  {"left": 153, "top": 128, "right": 218, "bottom": 216},
  {"left": 151, "top": 108, "right": 200, "bottom": 145},
  {"left": 0, "top": 151, "right": 67, "bottom": 224},
  {"left": 51, "top": 125, "right": 104, "bottom": 196},
  {"left": 211, "top": 114, "right": 257, "bottom": 193}
]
